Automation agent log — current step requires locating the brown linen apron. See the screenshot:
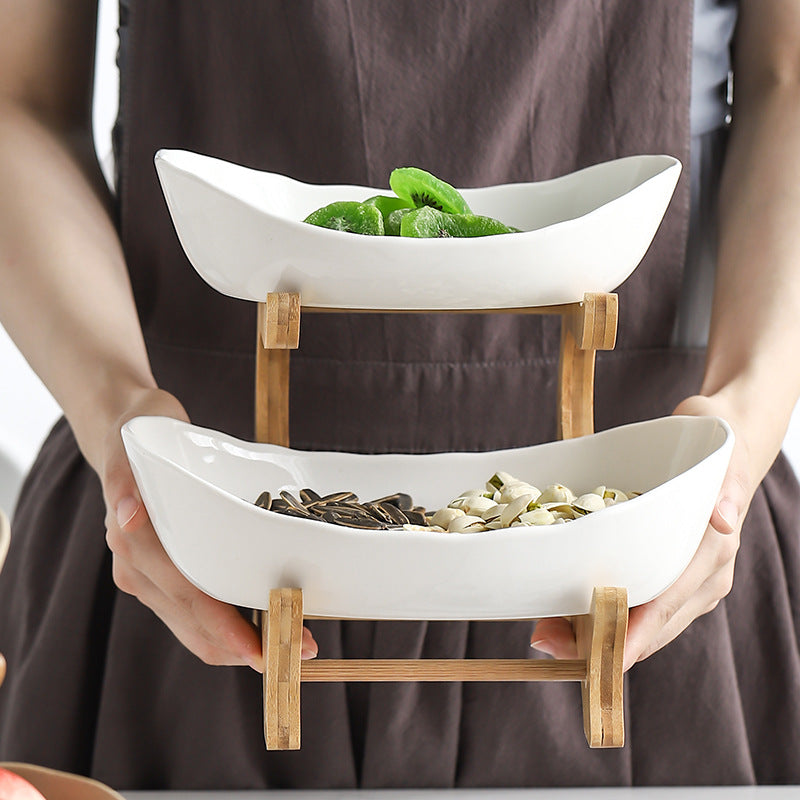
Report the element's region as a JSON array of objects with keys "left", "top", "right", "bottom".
[{"left": 2, "top": 0, "right": 800, "bottom": 789}]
